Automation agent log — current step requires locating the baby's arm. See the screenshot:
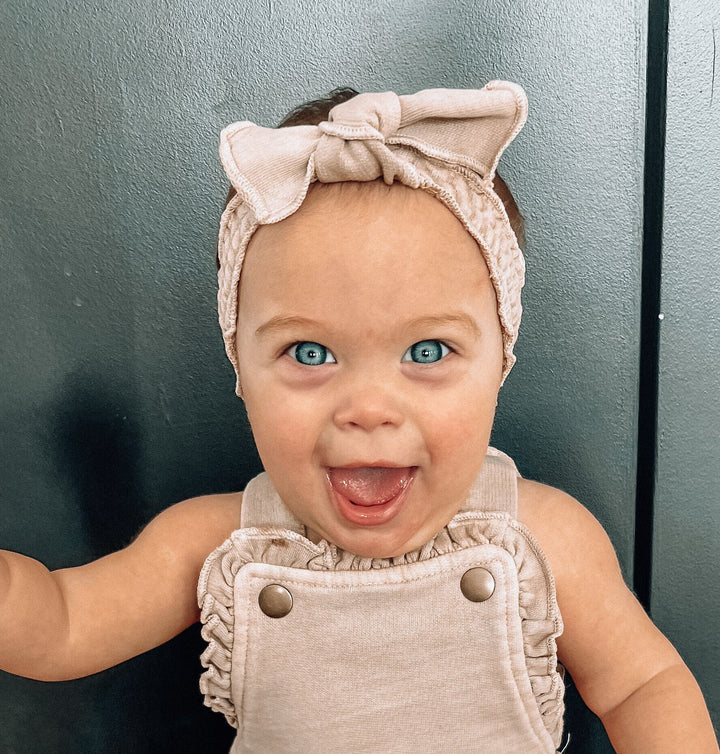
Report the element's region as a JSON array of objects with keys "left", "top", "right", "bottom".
[
  {"left": 518, "top": 479, "right": 719, "bottom": 752},
  {"left": 0, "top": 493, "right": 240, "bottom": 681}
]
